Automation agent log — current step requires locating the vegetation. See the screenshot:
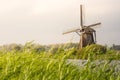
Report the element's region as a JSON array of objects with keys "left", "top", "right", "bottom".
[
  {"left": 0, "top": 42, "right": 120, "bottom": 80},
  {"left": 68, "top": 44, "right": 120, "bottom": 60}
]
